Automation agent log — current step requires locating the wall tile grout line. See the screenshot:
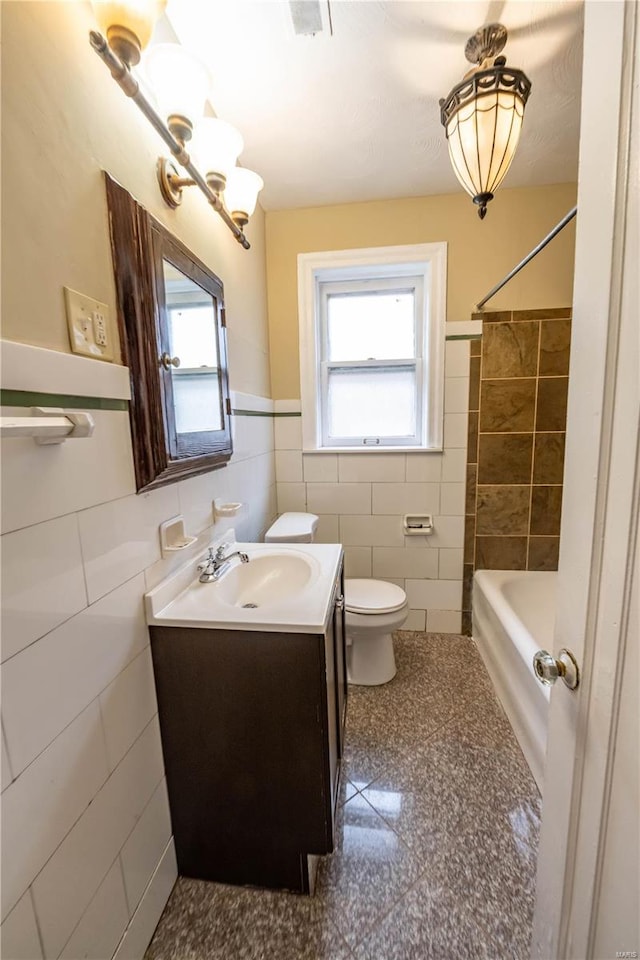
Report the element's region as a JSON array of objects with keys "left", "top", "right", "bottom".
[{"left": 27, "top": 887, "right": 46, "bottom": 960}]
